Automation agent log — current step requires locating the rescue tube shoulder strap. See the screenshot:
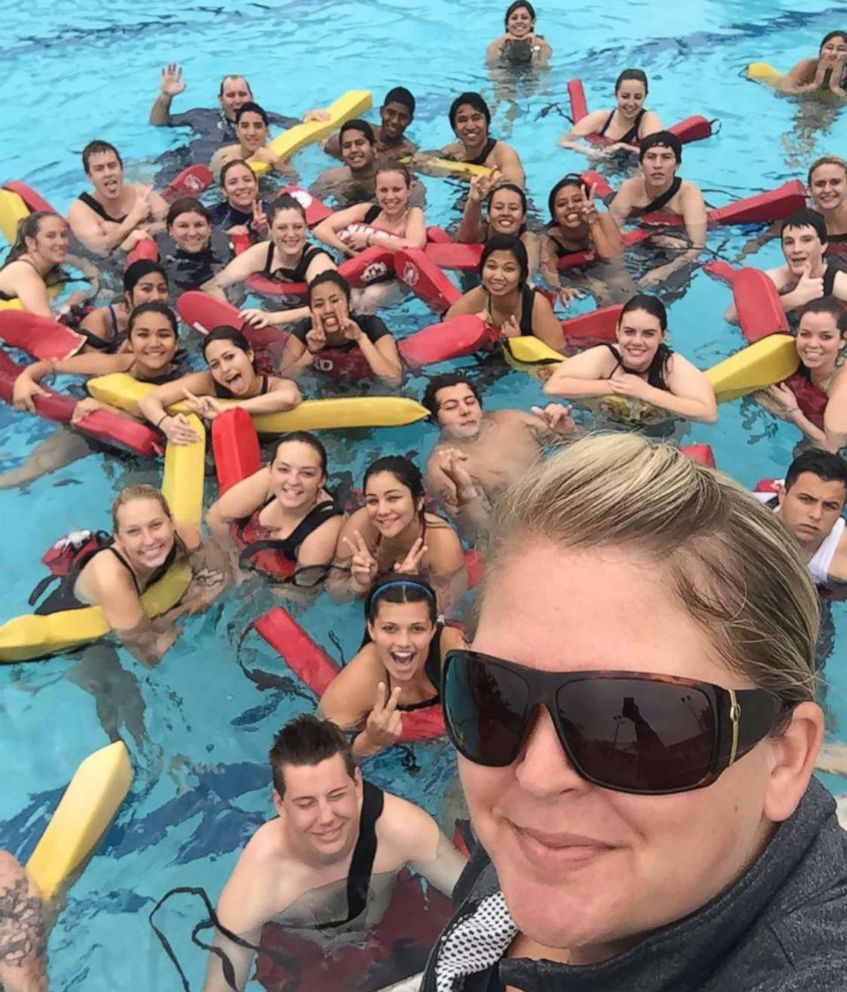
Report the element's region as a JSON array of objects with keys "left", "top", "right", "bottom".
[{"left": 634, "top": 176, "right": 682, "bottom": 217}]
